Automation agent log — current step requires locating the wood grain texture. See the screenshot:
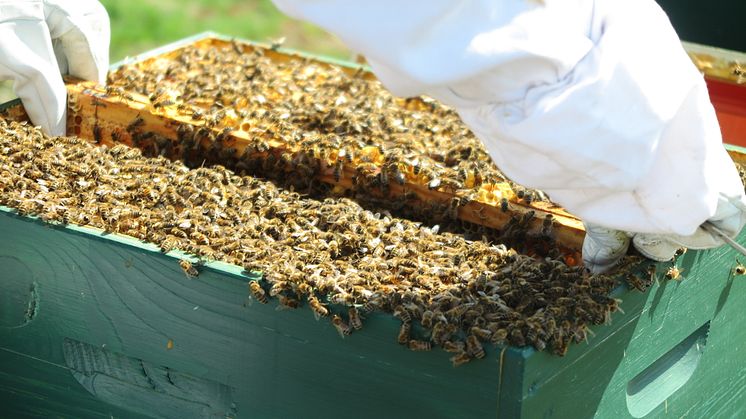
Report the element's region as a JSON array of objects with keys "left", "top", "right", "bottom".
[
  {"left": 62, "top": 337, "right": 237, "bottom": 418},
  {"left": 514, "top": 236, "right": 746, "bottom": 418},
  {"left": 0, "top": 211, "right": 501, "bottom": 418}
]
